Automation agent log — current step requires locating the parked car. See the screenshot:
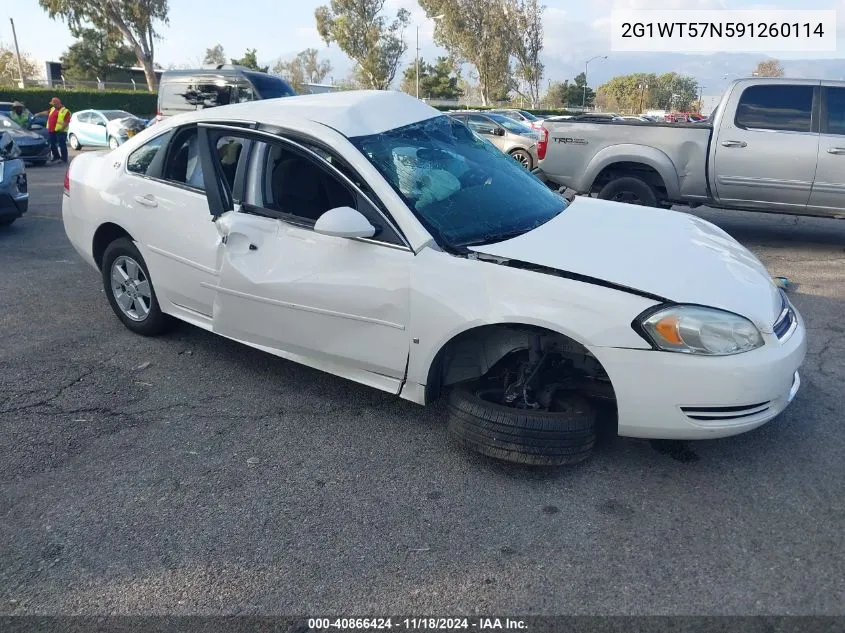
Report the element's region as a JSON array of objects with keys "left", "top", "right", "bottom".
[
  {"left": 67, "top": 109, "right": 147, "bottom": 151},
  {"left": 489, "top": 108, "right": 546, "bottom": 130},
  {"left": 0, "top": 102, "right": 49, "bottom": 140},
  {"left": 152, "top": 64, "right": 296, "bottom": 124},
  {"left": 0, "top": 131, "right": 28, "bottom": 226},
  {"left": 538, "top": 78, "right": 845, "bottom": 218},
  {"left": 0, "top": 114, "right": 51, "bottom": 166},
  {"left": 448, "top": 111, "right": 539, "bottom": 169},
  {"left": 61, "top": 90, "right": 806, "bottom": 466}
]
